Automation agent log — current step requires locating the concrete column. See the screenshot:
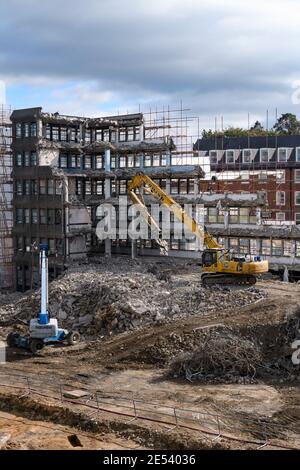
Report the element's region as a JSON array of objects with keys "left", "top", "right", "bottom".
[
  {"left": 165, "top": 178, "right": 171, "bottom": 194},
  {"left": 104, "top": 156, "right": 112, "bottom": 257},
  {"left": 256, "top": 239, "right": 261, "bottom": 256},
  {"left": 131, "top": 239, "right": 137, "bottom": 259},
  {"left": 194, "top": 177, "right": 199, "bottom": 196},
  {"left": 140, "top": 152, "right": 144, "bottom": 169},
  {"left": 166, "top": 150, "right": 171, "bottom": 167}
]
